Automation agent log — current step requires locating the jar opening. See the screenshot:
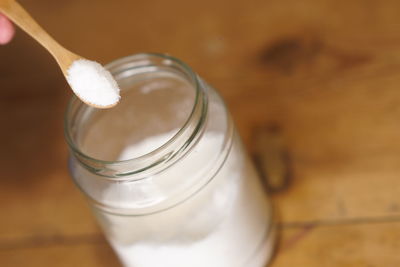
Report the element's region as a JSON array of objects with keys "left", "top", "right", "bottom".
[{"left": 64, "top": 53, "right": 207, "bottom": 177}]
